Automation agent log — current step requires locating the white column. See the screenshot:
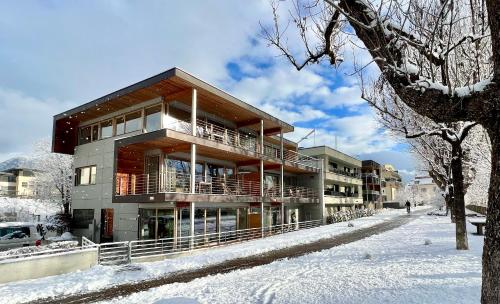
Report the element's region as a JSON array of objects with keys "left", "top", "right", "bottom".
[
  {"left": 319, "top": 158, "right": 326, "bottom": 224},
  {"left": 189, "top": 88, "right": 197, "bottom": 245},
  {"left": 260, "top": 119, "right": 265, "bottom": 237},
  {"left": 279, "top": 129, "right": 284, "bottom": 228},
  {"left": 191, "top": 88, "right": 197, "bottom": 136}
]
